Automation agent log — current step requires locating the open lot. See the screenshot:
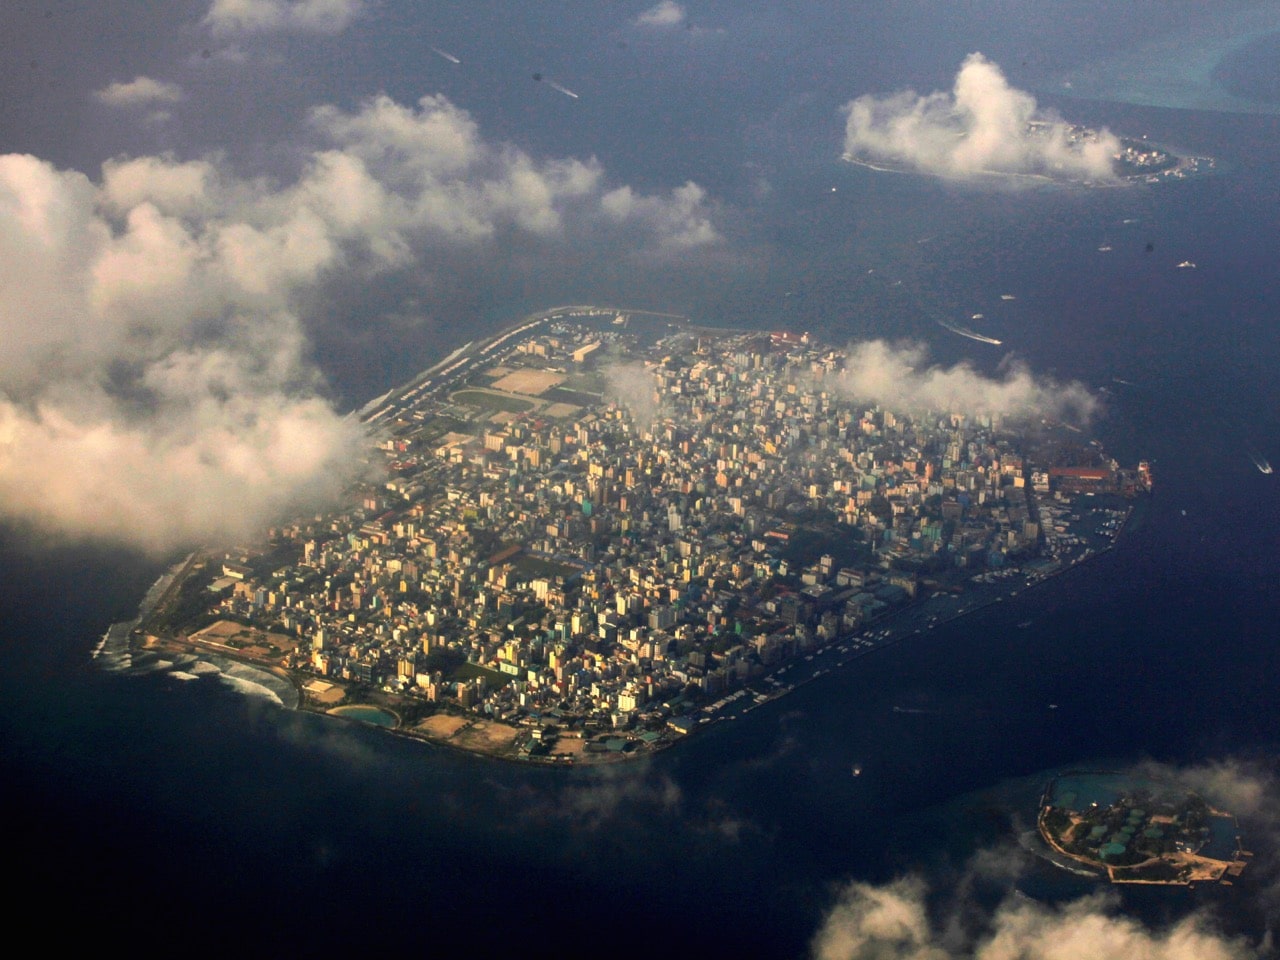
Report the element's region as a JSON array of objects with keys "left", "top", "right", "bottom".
[
  {"left": 414, "top": 715, "right": 520, "bottom": 755},
  {"left": 417, "top": 714, "right": 469, "bottom": 738},
  {"left": 189, "top": 619, "right": 298, "bottom": 658},
  {"left": 489, "top": 368, "right": 565, "bottom": 395}
]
